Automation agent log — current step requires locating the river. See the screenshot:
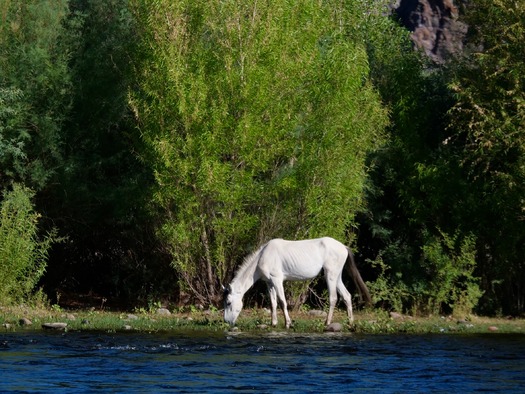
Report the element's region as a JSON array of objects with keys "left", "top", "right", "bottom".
[{"left": 1, "top": 330, "right": 524, "bottom": 392}]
